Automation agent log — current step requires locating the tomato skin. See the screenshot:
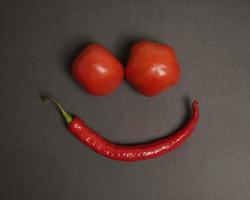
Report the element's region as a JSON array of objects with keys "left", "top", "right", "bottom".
[
  {"left": 125, "top": 41, "right": 180, "bottom": 96},
  {"left": 72, "top": 44, "right": 124, "bottom": 96}
]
